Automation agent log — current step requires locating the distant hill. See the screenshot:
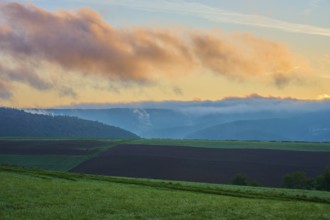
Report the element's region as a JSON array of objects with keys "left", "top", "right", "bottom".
[
  {"left": 43, "top": 97, "right": 330, "bottom": 141},
  {"left": 186, "top": 112, "right": 330, "bottom": 142},
  {"left": 46, "top": 108, "right": 194, "bottom": 138},
  {"left": 46, "top": 108, "right": 281, "bottom": 138},
  {"left": 0, "top": 108, "right": 138, "bottom": 138}
]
